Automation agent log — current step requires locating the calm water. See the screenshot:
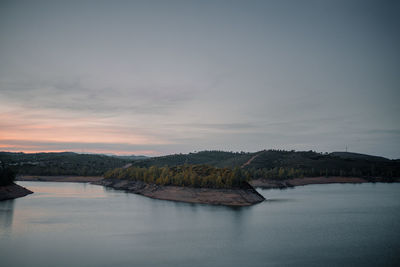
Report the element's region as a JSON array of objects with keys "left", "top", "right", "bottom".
[{"left": 0, "top": 182, "right": 399, "bottom": 267}]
